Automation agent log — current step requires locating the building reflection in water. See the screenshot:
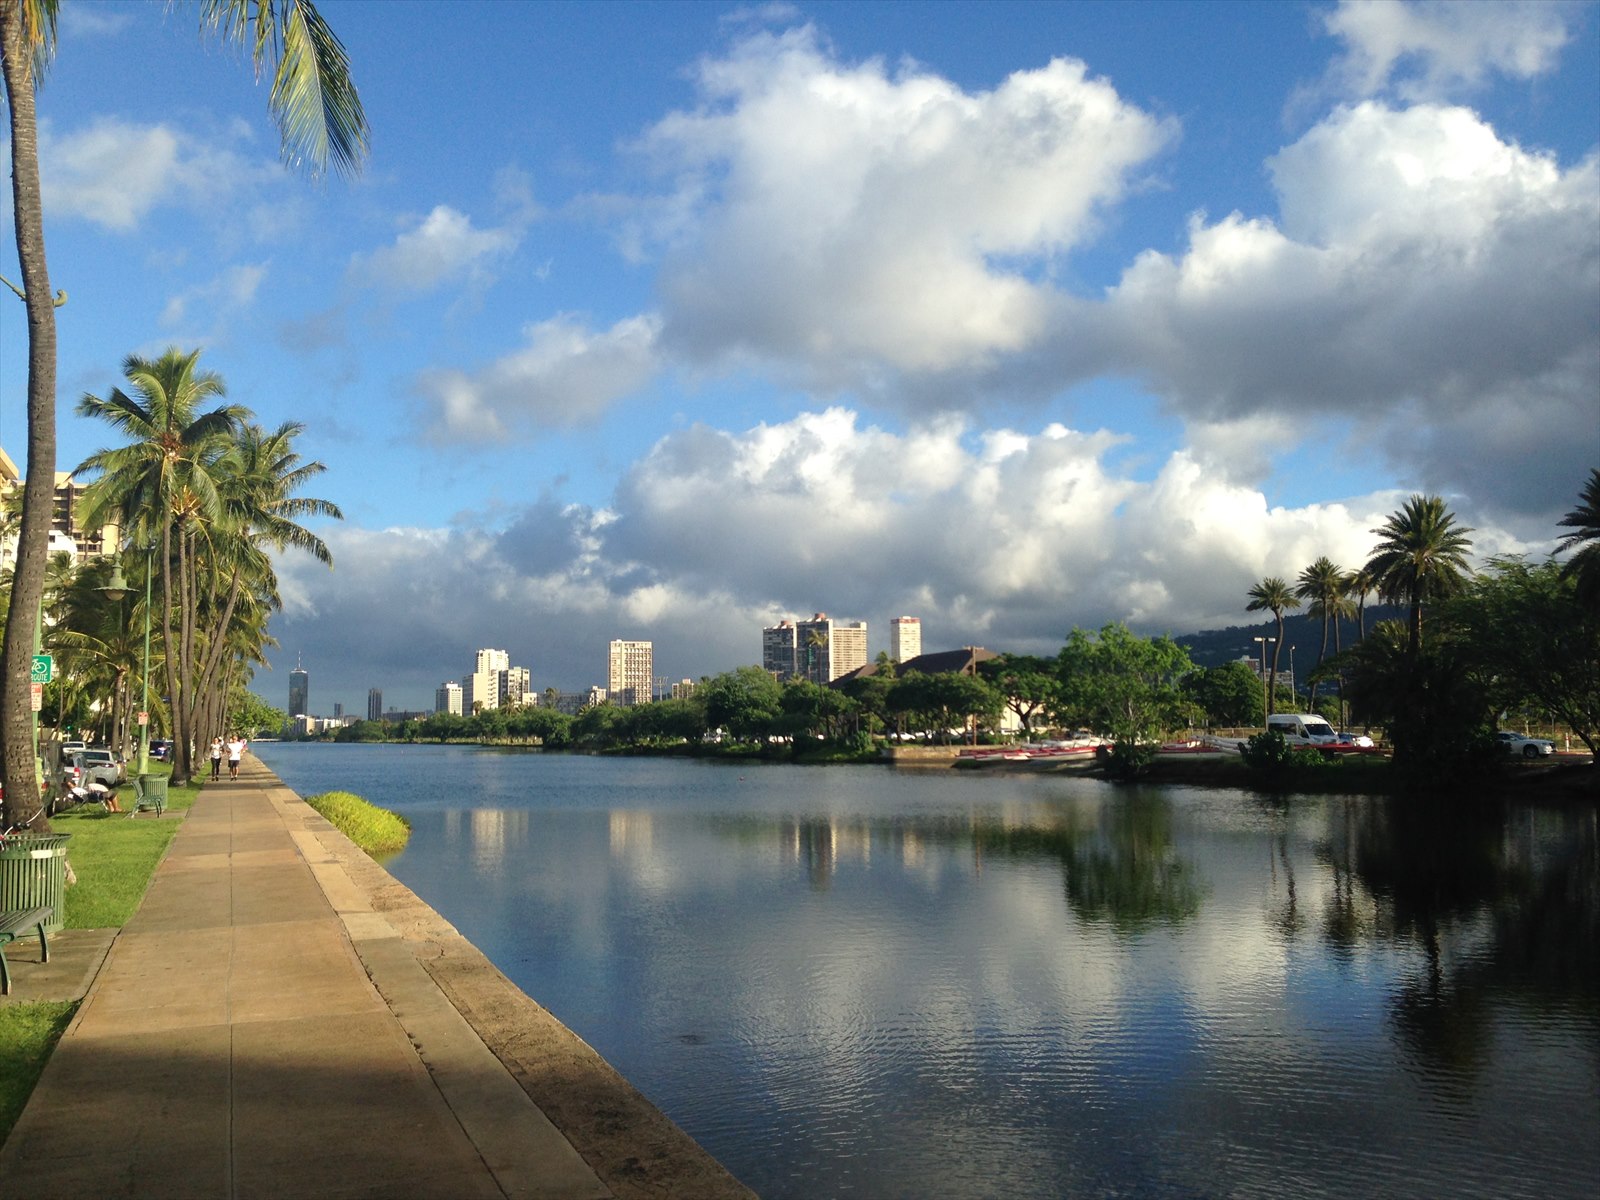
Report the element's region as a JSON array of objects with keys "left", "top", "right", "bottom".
[
  {"left": 440, "top": 807, "right": 530, "bottom": 871},
  {"left": 609, "top": 810, "right": 655, "bottom": 855}
]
